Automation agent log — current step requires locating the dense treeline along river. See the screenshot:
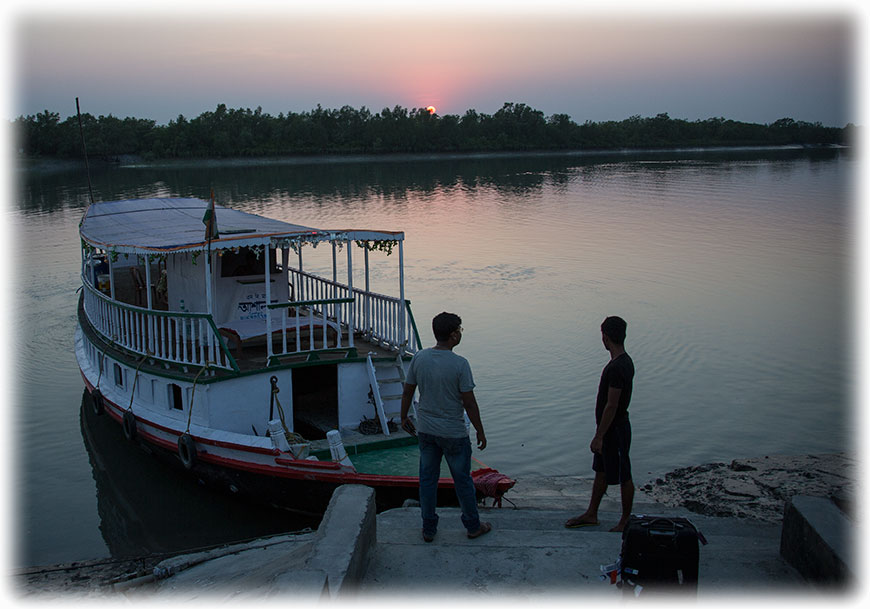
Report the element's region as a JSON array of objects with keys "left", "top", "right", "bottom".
[
  {"left": 15, "top": 103, "right": 849, "bottom": 159},
  {"left": 11, "top": 147, "right": 852, "bottom": 568}
]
